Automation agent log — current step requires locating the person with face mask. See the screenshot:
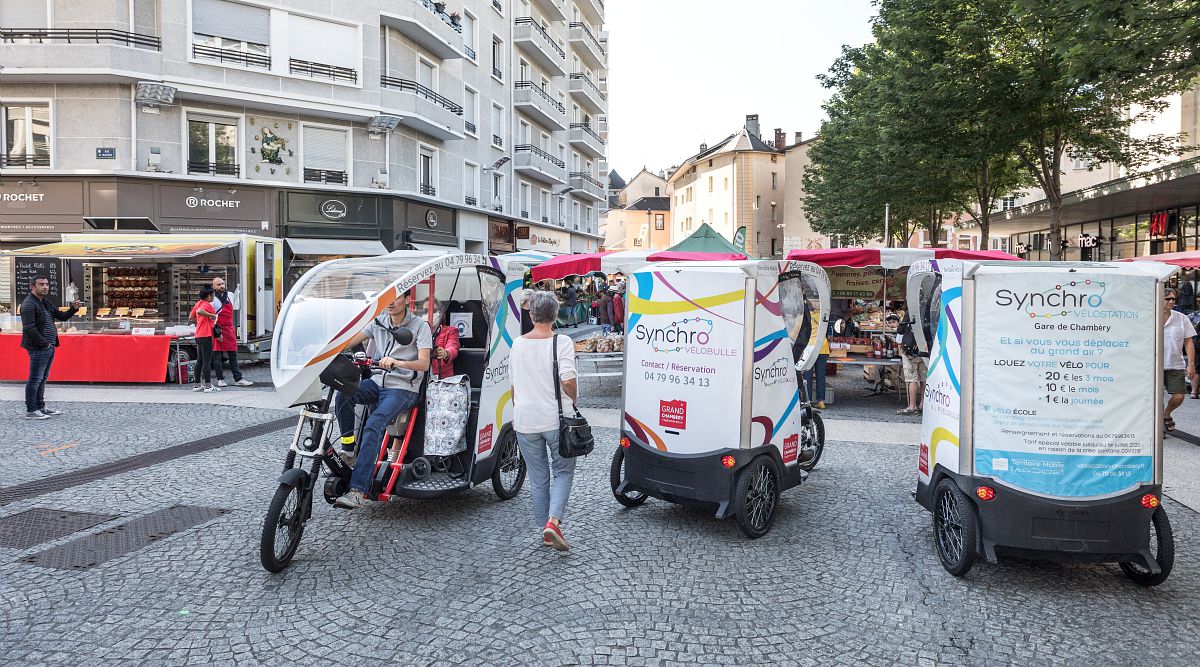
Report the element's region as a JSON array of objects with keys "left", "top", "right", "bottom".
[{"left": 429, "top": 299, "right": 460, "bottom": 379}]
